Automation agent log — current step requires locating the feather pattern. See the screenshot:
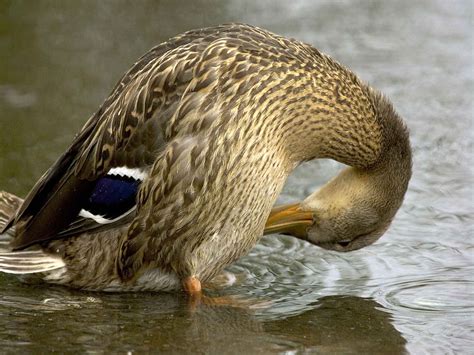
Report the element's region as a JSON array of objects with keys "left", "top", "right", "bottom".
[
  {"left": 0, "top": 24, "right": 411, "bottom": 292},
  {"left": 0, "top": 251, "right": 65, "bottom": 274},
  {"left": 5, "top": 25, "right": 237, "bottom": 249}
]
